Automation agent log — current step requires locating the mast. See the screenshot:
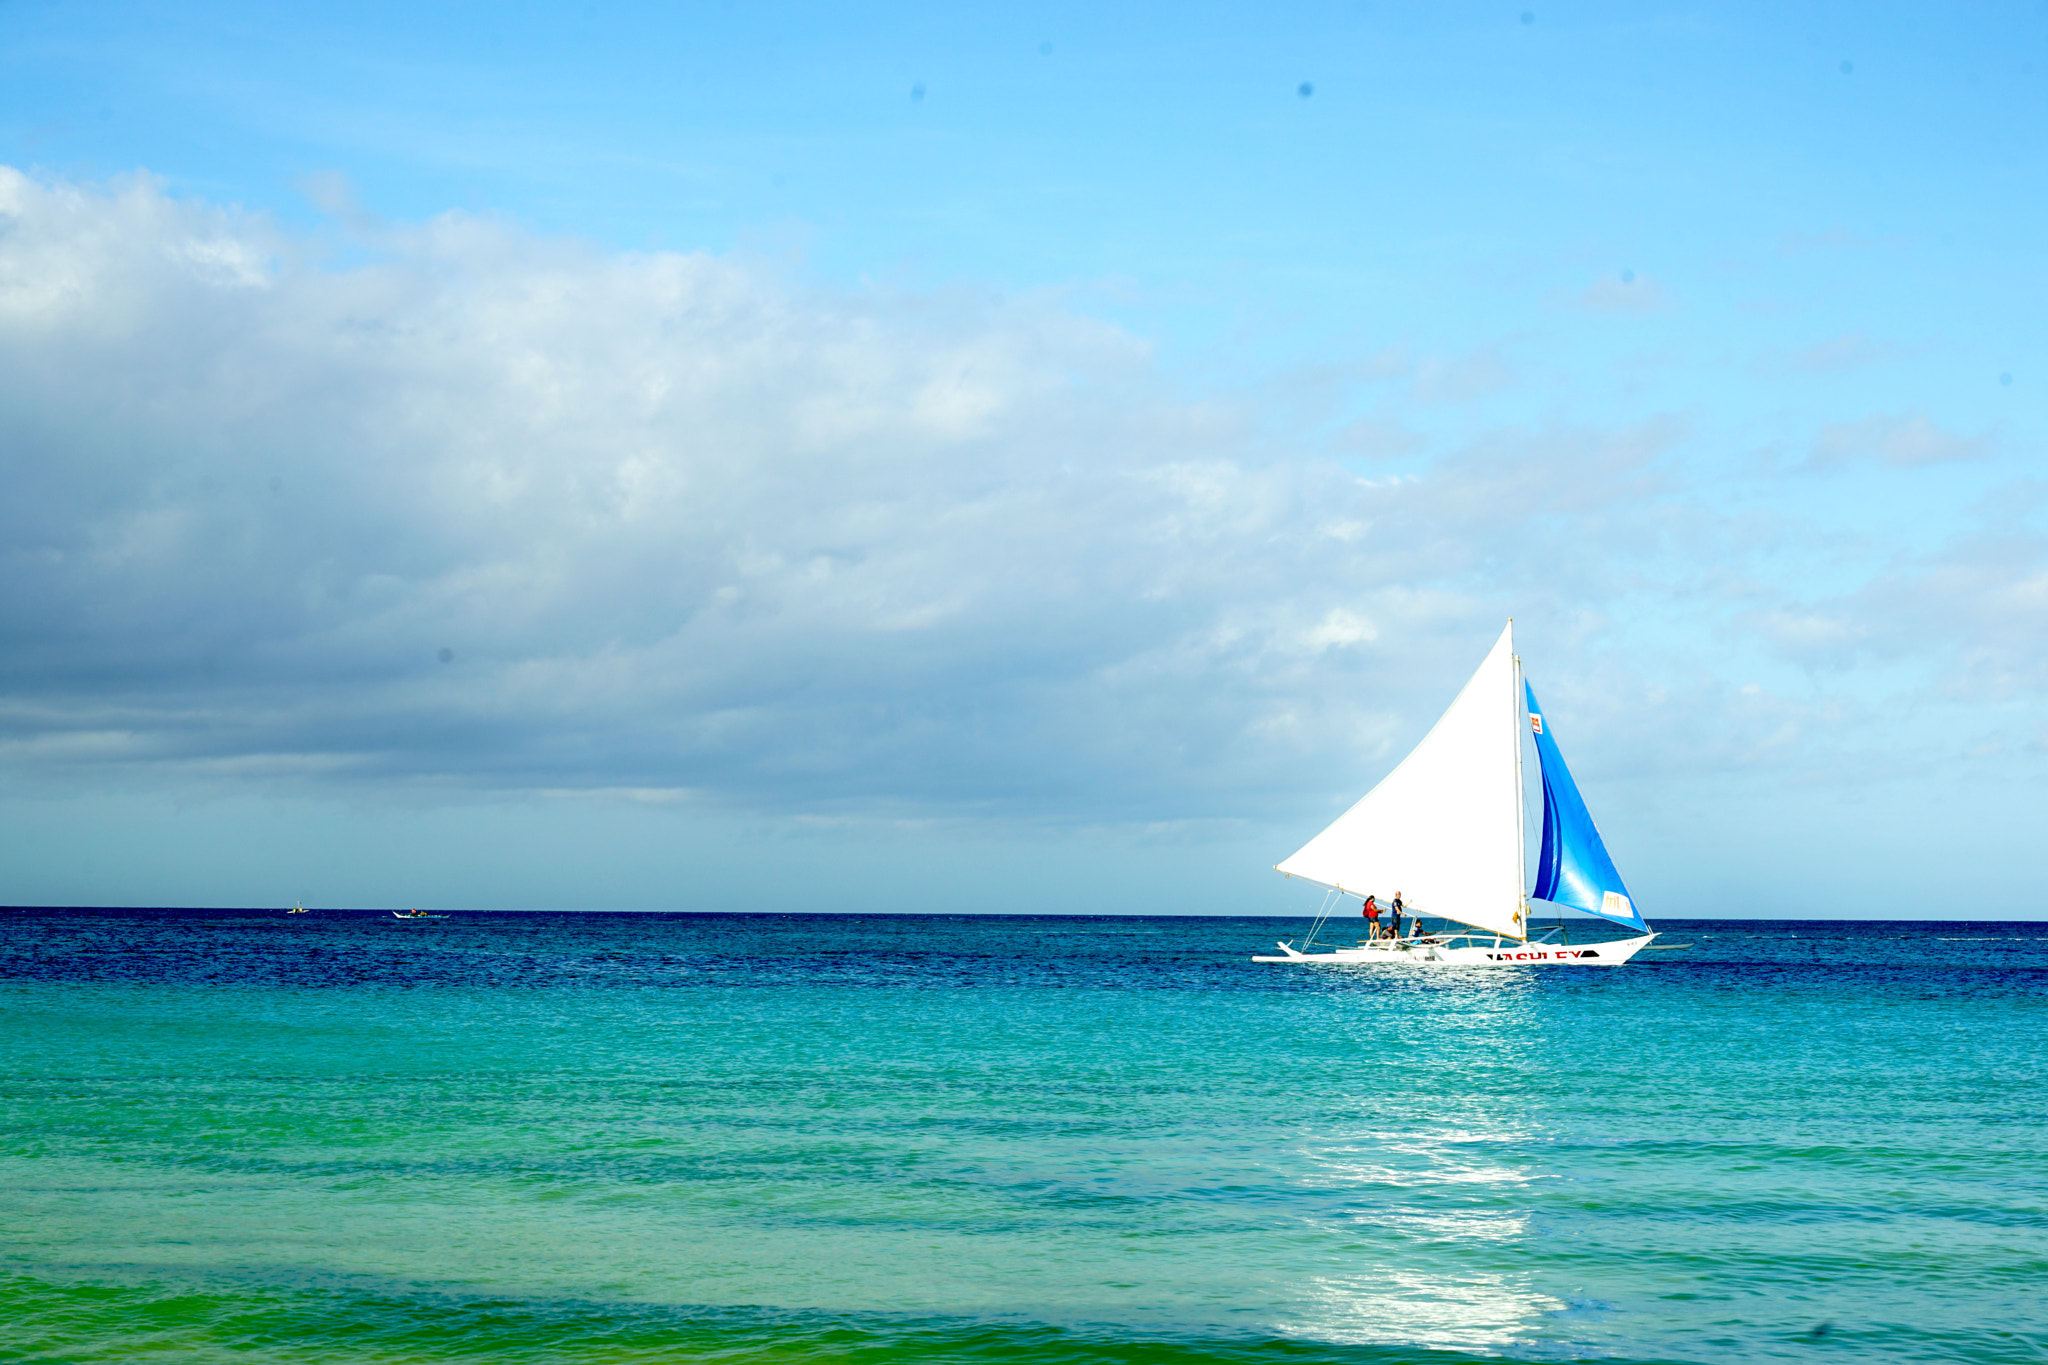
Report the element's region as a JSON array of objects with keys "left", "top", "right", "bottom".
[{"left": 1511, "top": 621, "right": 1527, "bottom": 939}]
